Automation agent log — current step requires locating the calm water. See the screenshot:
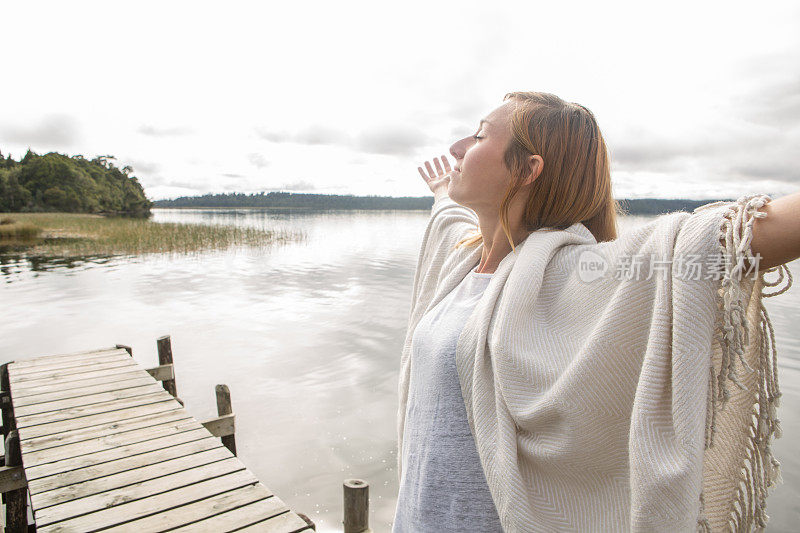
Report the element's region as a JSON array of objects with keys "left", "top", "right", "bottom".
[{"left": 1, "top": 207, "right": 798, "bottom": 532}]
